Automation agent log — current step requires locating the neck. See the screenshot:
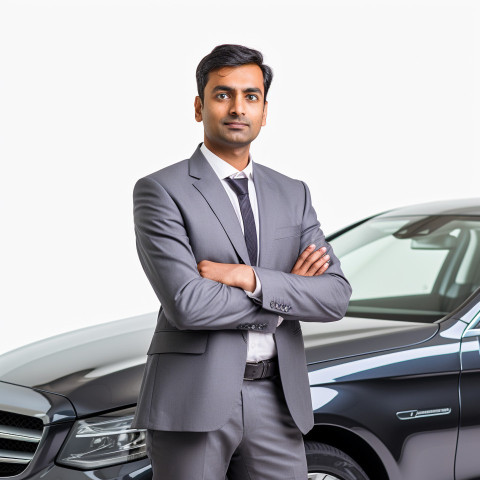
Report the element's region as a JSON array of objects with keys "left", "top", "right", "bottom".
[{"left": 203, "top": 138, "right": 250, "bottom": 171}]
